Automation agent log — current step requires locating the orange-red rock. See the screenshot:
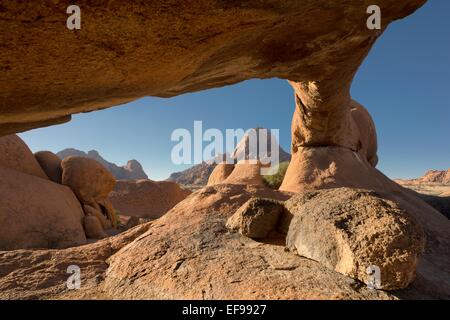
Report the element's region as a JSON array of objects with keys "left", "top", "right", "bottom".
[
  {"left": 0, "top": 166, "right": 86, "bottom": 250},
  {"left": 34, "top": 151, "right": 63, "bottom": 184},
  {"left": 285, "top": 188, "right": 425, "bottom": 290},
  {"left": 109, "top": 180, "right": 191, "bottom": 219},
  {"left": 224, "top": 161, "right": 264, "bottom": 186},
  {"left": 0, "top": 135, "right": 48, "bottom": 180},
  {"left": 0, "top": 1, "right": 426, "bottom": 135},
  {"left": 61, "top": 156, "right": 116, "bottom": 205},
  {"left": 207, "top": 163, "right": 235, "bottom": 186}
]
